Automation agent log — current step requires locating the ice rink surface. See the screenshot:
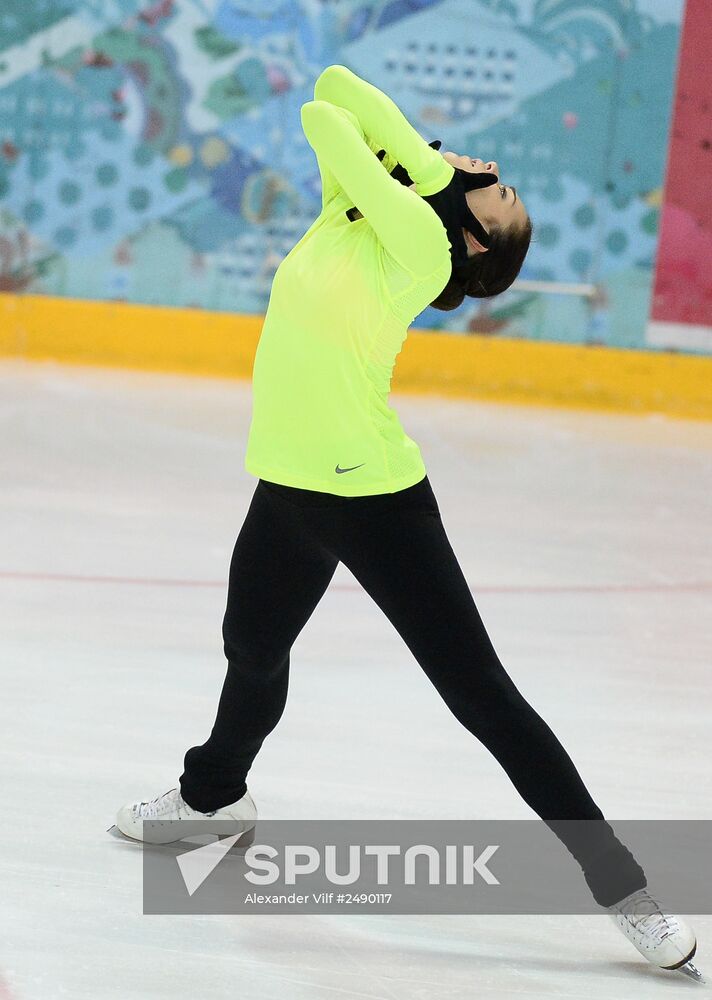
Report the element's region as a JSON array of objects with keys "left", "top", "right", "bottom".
[{"left": 1, "top": 358, "right": 710, "bottom": 1000}]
